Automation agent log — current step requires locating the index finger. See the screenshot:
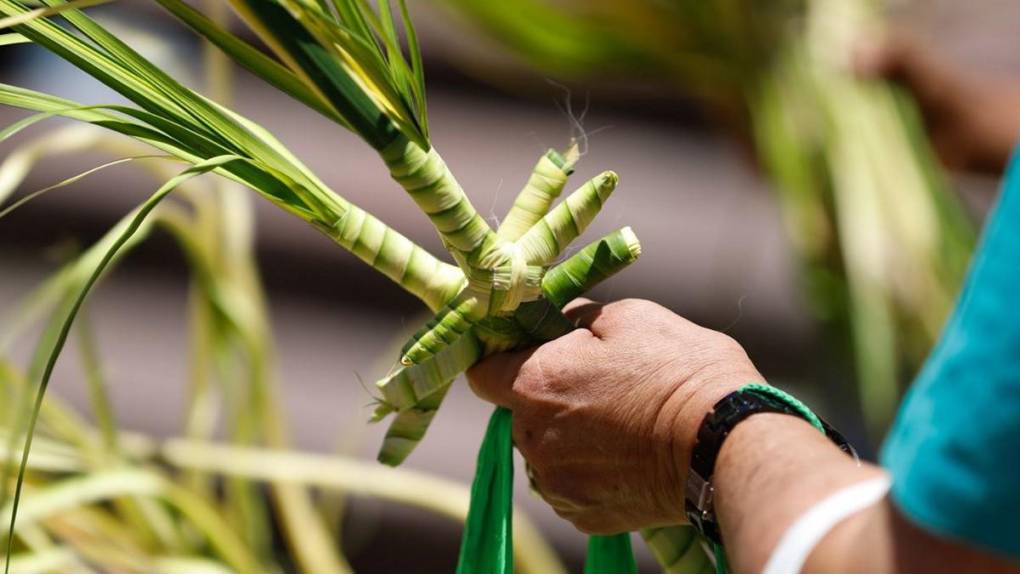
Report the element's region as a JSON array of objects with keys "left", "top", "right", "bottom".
[{"left": 466, "top": 346, "right": 536, "bottom": 409}]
